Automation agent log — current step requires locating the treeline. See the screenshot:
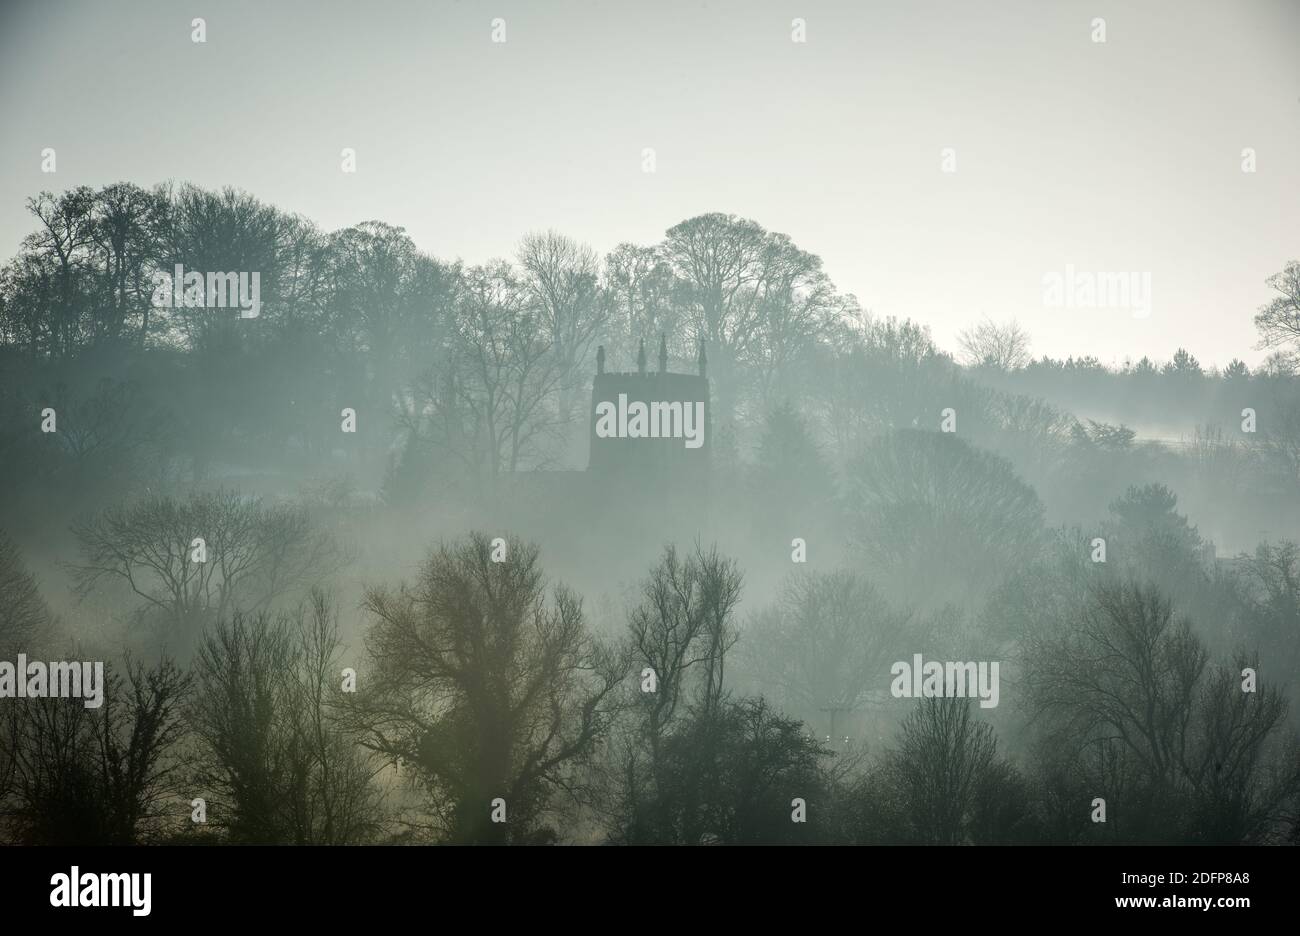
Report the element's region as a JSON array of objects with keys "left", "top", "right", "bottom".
[
  {"left": 2, "top": 184, "right": 1299, "bottom": 845},
  {"left": 978, "top": 348, "right": 1300, "bottom": 459},
  {"left": 3, "top": 184, "right": 1300, "bottom": 551},
  {"left": 0, "top": 184, "right": 854, "bottom": 491},
  {"left": 0, "top": 524, "right": 1296, "bottom": 845},
  {"left": 957, "top": 266, "right": 1300, "bottom": 451}
]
